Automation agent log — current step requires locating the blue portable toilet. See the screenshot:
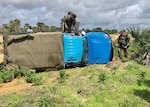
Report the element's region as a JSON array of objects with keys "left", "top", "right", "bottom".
[
  {"left": 86, "top": 32, "right": 113, "bottom": 64},
  {"left": 63, "top": 33, "right": 83, "bottom": 66}
]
